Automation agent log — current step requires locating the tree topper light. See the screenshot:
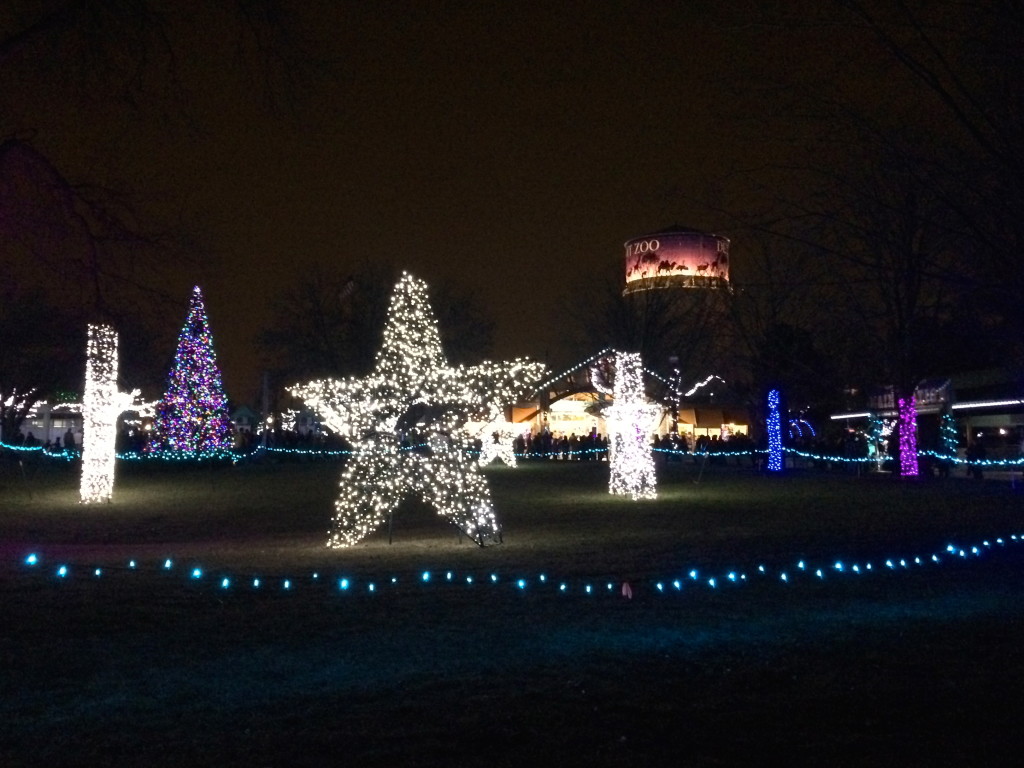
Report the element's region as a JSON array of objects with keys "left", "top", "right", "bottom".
[{"left": 290, "top": 272, "right": 545, "bottom": 547}]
